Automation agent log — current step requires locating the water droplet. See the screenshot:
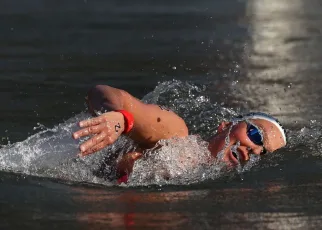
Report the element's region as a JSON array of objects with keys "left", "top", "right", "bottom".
[{"left": 231, "top": 80, "right": 238, "bottom": 86}]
